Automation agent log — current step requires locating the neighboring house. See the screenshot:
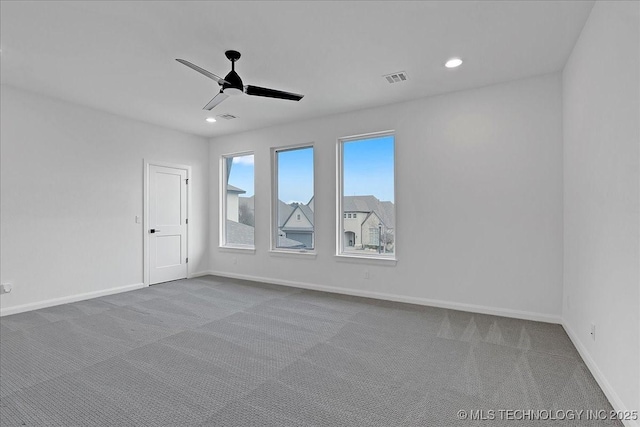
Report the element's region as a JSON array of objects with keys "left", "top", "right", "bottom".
[
  {"left": 226, "top": 184, "right": 245, "bottom": 222},
  {"left": 228, "top": 189, "right": 394, "bottom": 251},
  {"left": 342, "top": 195, "right": 395, "bottom": 251},
  {"left": 231, "top": 190, "right": 308, "bottom": 248},
  {"left": 280, "top": 202, "right": 314, "bottom": 249}
]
